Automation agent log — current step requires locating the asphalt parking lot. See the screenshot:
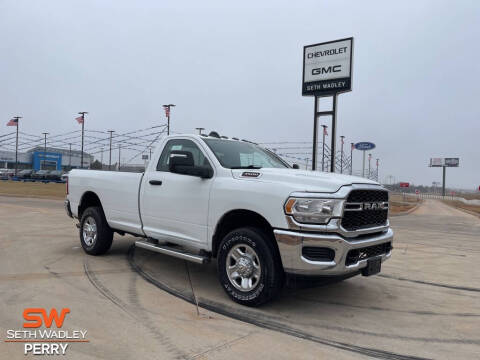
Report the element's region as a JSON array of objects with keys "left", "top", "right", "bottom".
[{"left": 0, "top": 196, "right": 479, "bottom": 359}]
